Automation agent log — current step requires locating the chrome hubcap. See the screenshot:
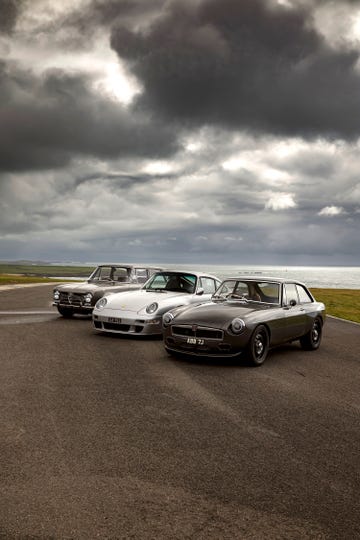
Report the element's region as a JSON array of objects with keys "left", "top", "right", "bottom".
[
  {"left": 255, "top": 335, "right": 264, "bottom": 357},
  {"left": 312, "top": 324, "right": 319, "bottom": 343}
]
